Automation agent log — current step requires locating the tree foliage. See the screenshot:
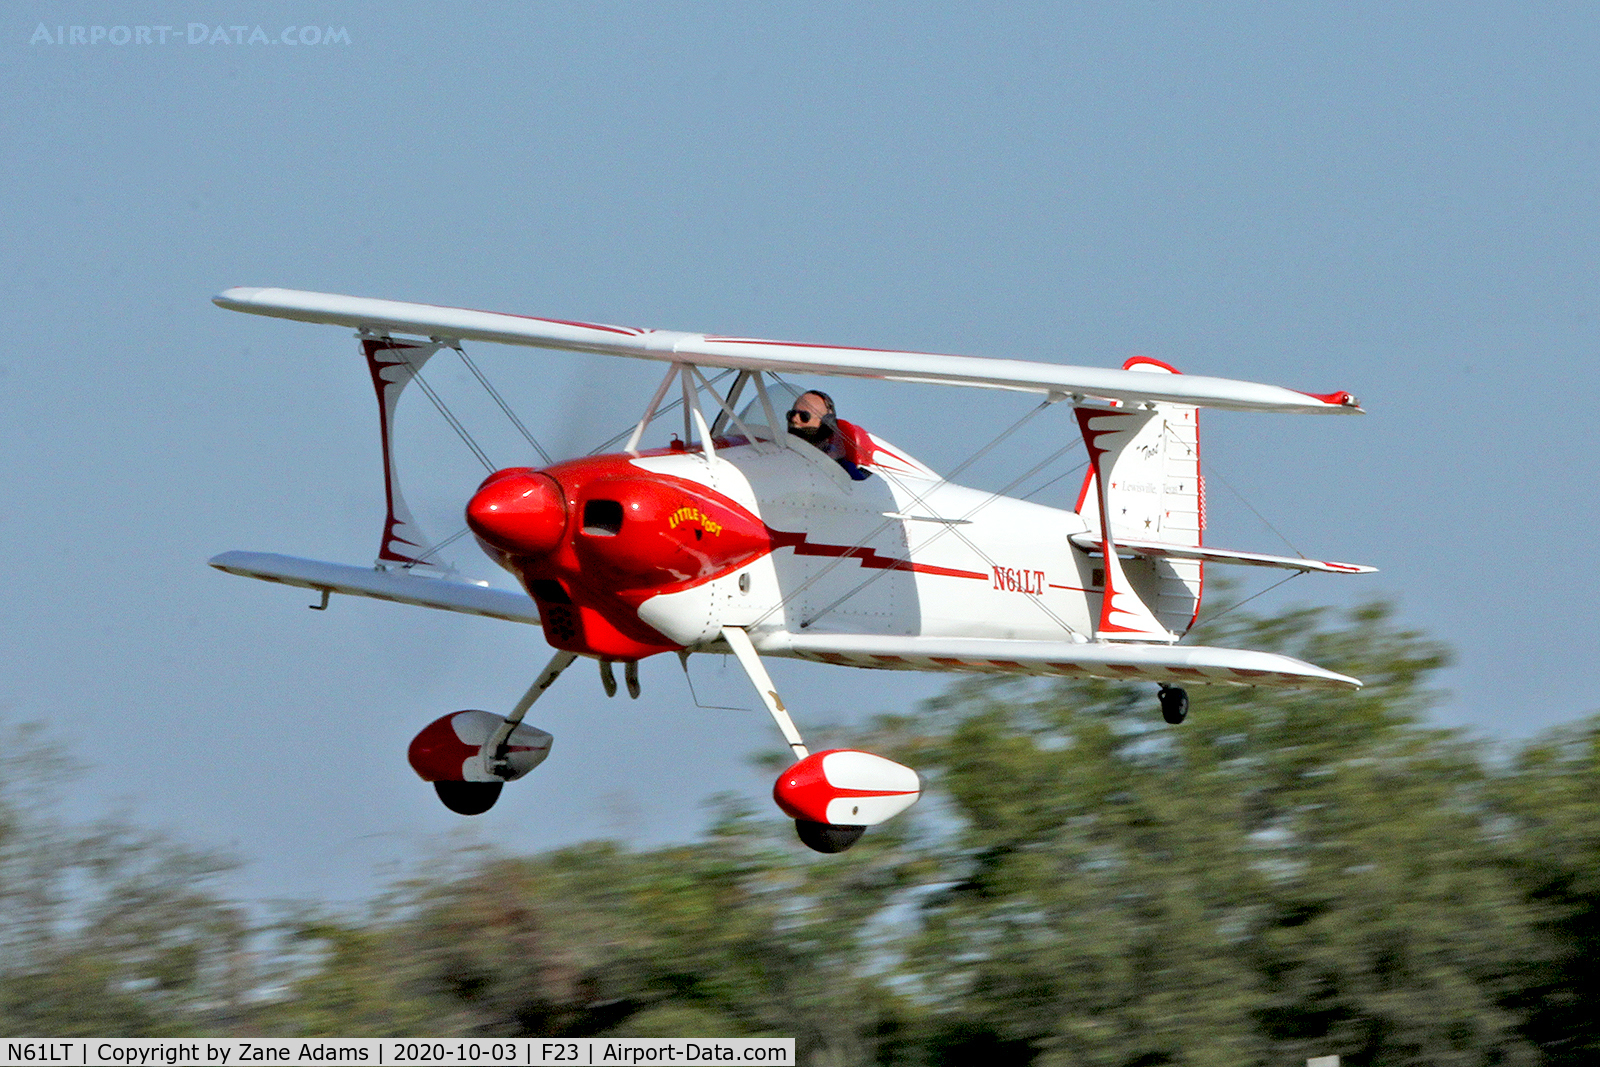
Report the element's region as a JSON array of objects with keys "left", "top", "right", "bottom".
[
  {"left": 901, "top": 601, "right": 1538, "bottom": 1066},
  {"left": 1494, "top": 717, "right": 1600, "bottom": 1065},
  {"left": 5, "top": 601, "right": 1600, "bottom": 1065},
  {"left": 0, "top": 724, "right": 250, "bottom": 1035}
]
